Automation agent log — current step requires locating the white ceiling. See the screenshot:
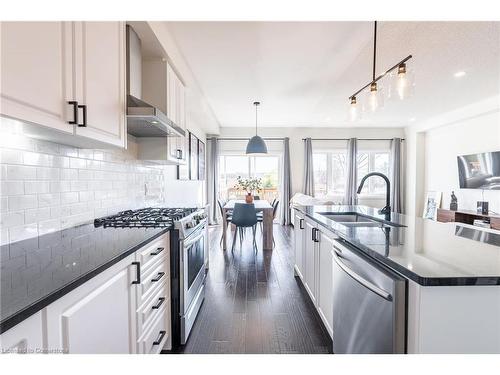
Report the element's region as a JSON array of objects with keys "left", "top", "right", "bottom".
[{"left": 166, "top": 21, "right": 500, "bottom": 128}]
